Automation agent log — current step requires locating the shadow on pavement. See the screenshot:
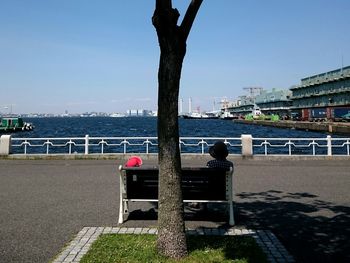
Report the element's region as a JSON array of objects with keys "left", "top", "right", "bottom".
[
  {"left": 127, "top": 205, "right": 230, "bottom": 225},
  {"left": 236, "top": 190, "right": 350, "bottom": 263}
]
